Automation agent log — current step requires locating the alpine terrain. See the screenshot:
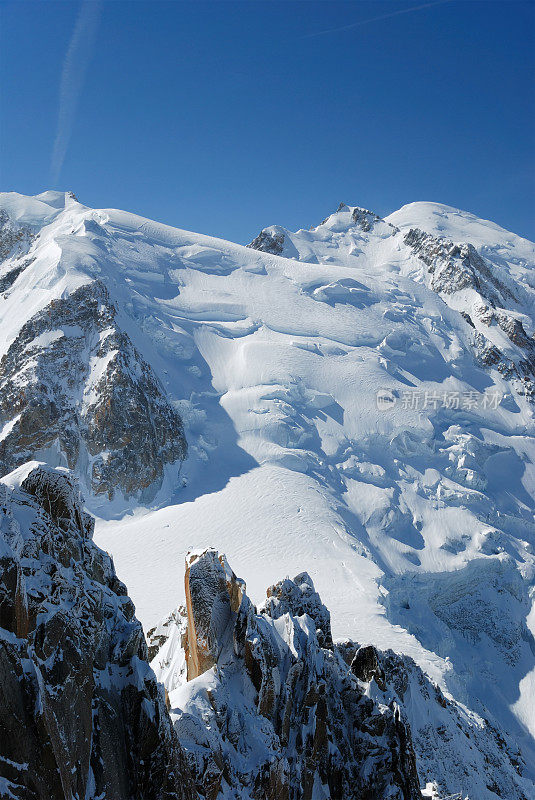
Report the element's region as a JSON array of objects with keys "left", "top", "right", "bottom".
[{"left": 1, "top": 190, "right": 534, "bottom": 800}]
